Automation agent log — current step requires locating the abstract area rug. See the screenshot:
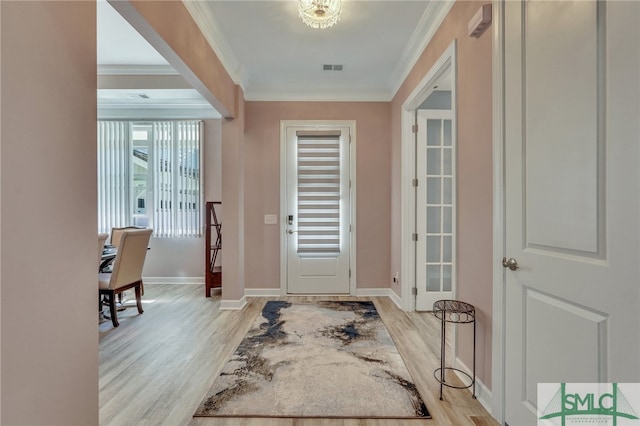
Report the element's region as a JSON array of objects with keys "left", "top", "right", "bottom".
[{"left": 194, "top": 301, "right": 430, "bottom": 419}]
